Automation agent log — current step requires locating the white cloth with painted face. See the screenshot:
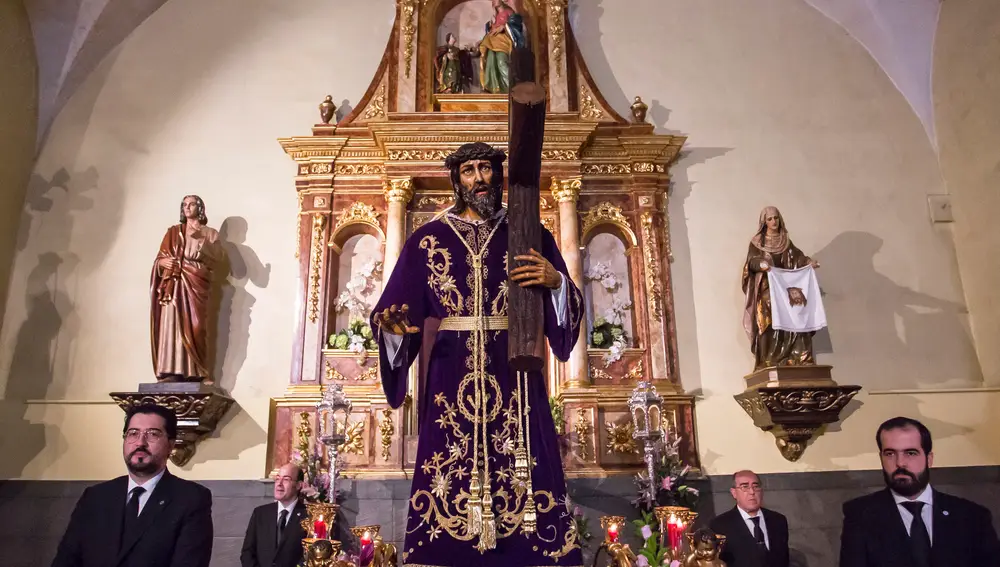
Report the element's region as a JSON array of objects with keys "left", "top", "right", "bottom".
[{"left": 766, "top": 265, "right": 827, "bottom": 332}]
